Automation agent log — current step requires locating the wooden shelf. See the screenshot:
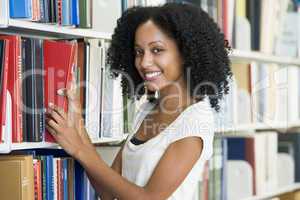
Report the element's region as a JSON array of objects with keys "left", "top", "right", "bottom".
[
  {"left": 0, "top": 19, "right": 112, "bottom": 39},
  {"left": 242, "top": 183, "right": 300, "bottom": 200}
]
